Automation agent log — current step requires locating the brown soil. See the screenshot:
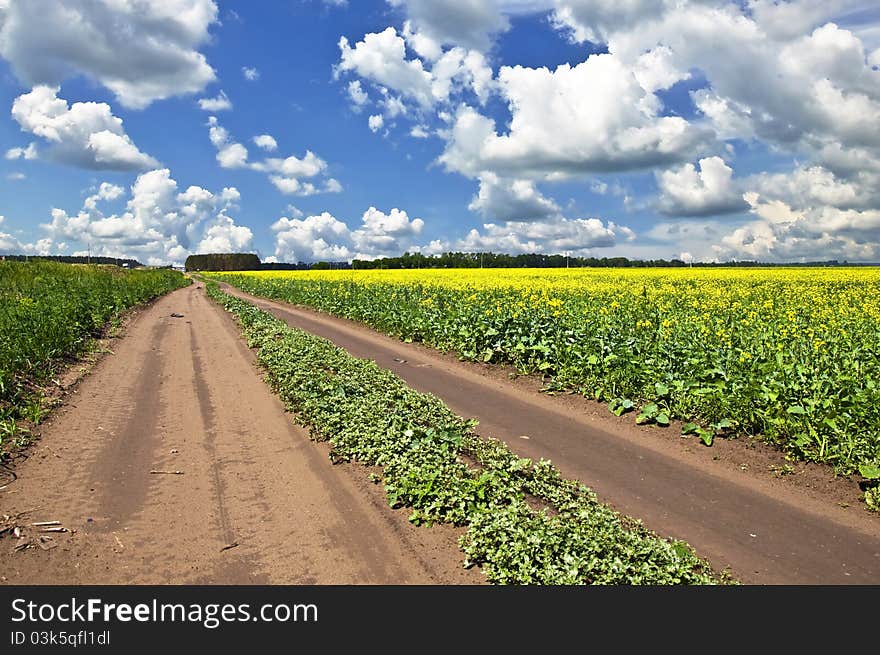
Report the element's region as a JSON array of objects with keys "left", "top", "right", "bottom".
[
  {"left": 0, "top": 284, "right": 479, "bottom": 585},
  {"left": 218, "top": 283, "right": 880, "bottom": 585}
]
